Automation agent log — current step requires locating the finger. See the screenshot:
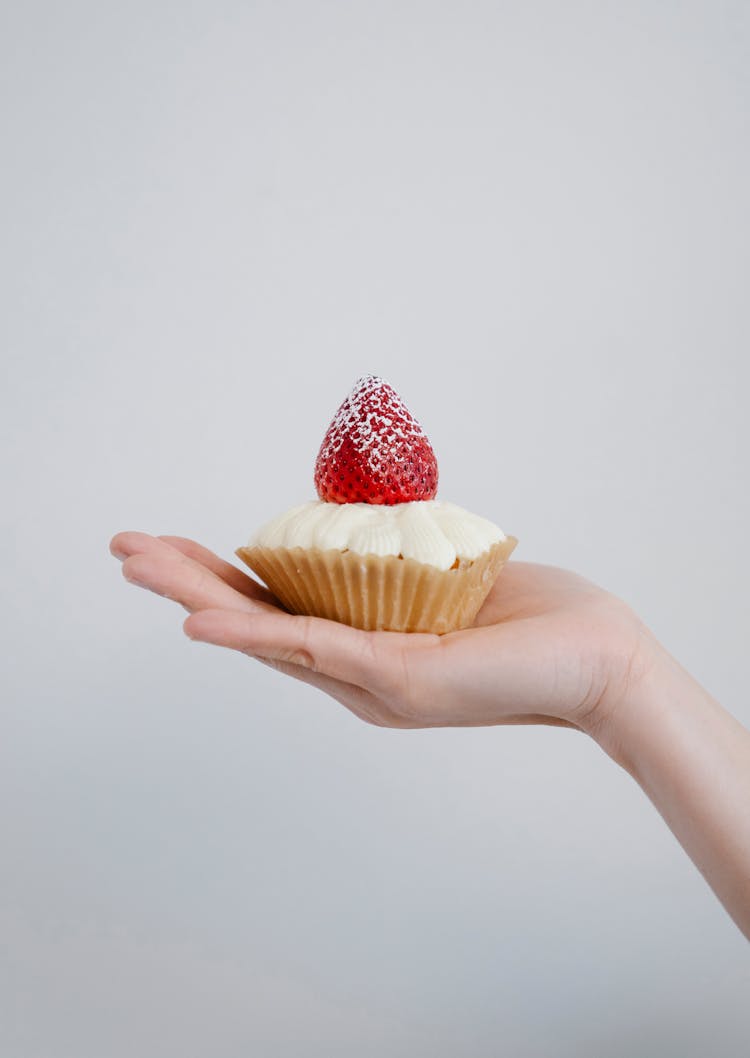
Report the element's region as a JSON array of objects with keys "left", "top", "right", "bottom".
[
  {"left": 183, "top": 608, "right": 395, "bottom": 692},
  {"left": 121, "top": 550, "right": 265, "bottom": 616},
  {"left": 110, "top": 530, "right": 167, "bottom": 561},
  {"left": 252, "top": 657, "right": 387, "bottom": 726},
  {"left": 158, "top": 535, "right": 277, "bottom": 606}
]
